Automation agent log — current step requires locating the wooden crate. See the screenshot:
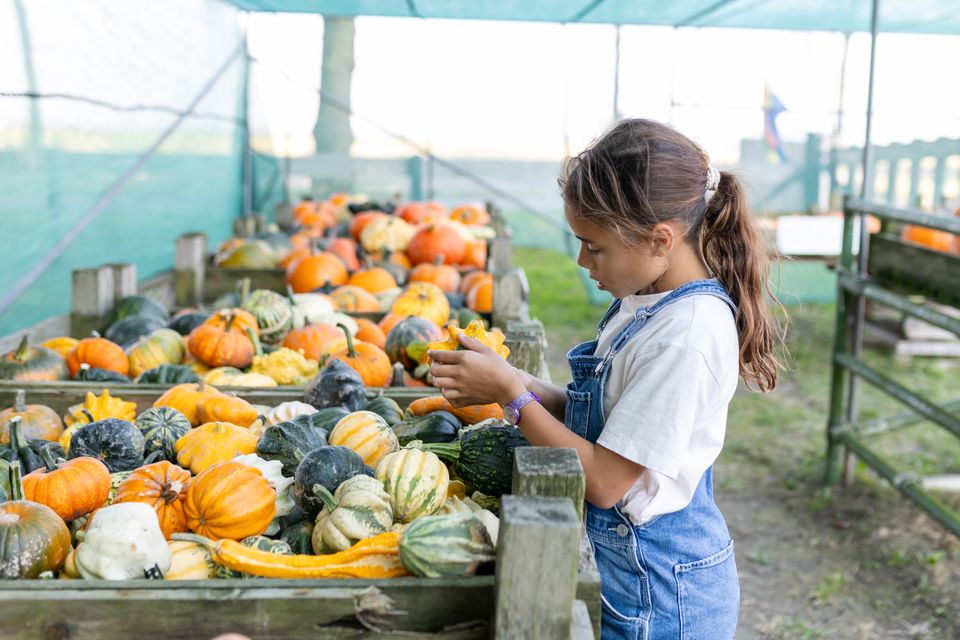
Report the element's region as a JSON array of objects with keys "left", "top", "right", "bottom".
[{"left": 0, "top": 448, "right": 599, "bottom": 640}]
